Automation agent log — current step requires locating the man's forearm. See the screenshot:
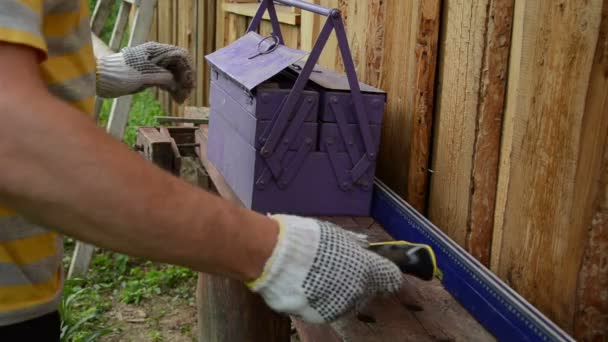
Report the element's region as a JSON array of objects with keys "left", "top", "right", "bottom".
[{"left": 0, "top": 86, "right": 278, "bottom": 282}]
